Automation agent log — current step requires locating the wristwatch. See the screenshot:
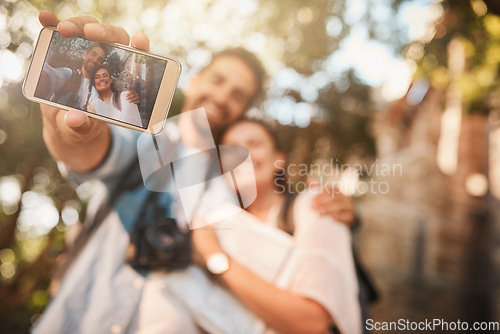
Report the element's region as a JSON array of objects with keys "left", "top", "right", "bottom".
[{"left": 206, "top": 252, "right": 230, "bottom": 275}]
